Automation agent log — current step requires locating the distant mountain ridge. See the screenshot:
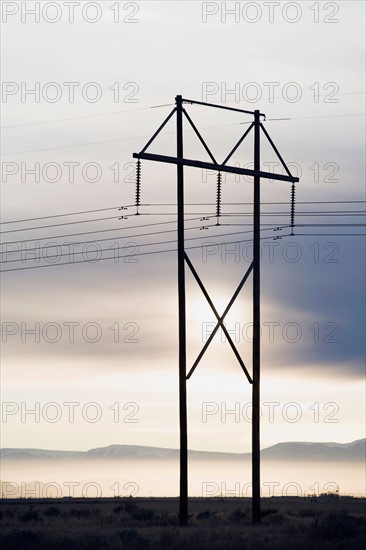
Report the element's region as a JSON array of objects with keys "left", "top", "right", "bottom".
[{"left": 1, "top": 439, "right": 364, "bottom": 462}]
